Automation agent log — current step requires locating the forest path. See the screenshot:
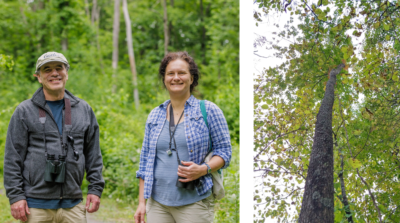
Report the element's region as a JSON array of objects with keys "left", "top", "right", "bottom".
[{"left": 87, "top": 212, "right": 114, "bottom": 223}]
